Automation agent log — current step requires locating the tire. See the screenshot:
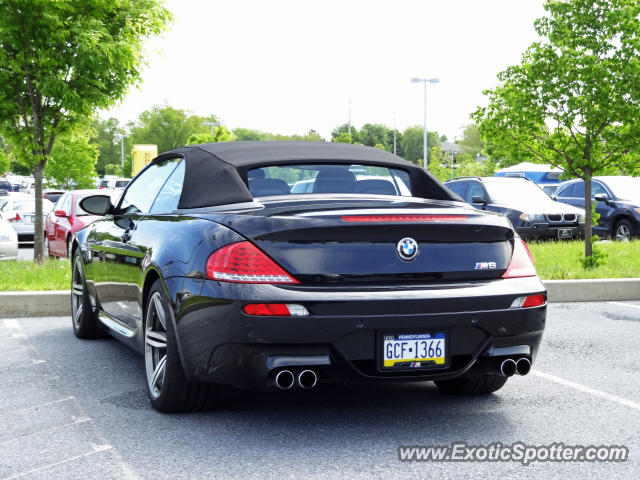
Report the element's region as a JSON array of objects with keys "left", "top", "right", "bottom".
[
  {"left": 613, "top": 219, "right": 633, "bottom": 241},
  {"left": 71, "top": 250, "right": 102, "bottom": 339},
  {"left": 435, "top": 373, "right": 508, "bottom": 395},
  {"left": 144, "top": 279, "right": 218, "bottom": 413}
]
